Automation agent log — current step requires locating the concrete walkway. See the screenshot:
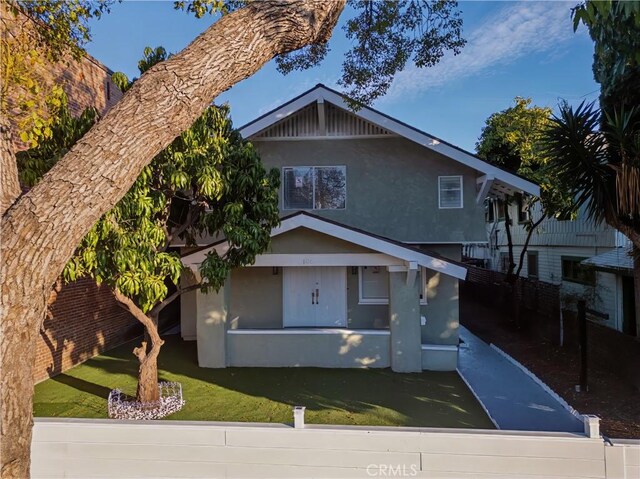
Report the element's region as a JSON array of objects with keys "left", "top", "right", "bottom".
[{"left": 458, "top": 326, "right": 584, "bottom": 433}]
